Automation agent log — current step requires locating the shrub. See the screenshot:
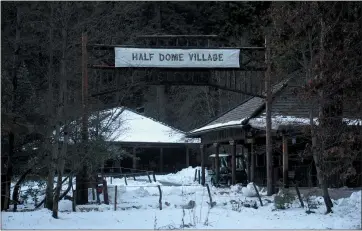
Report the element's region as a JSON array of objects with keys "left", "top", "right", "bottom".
[{"left": 274, "top": 189, "right": 295, "bottom": 210}]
